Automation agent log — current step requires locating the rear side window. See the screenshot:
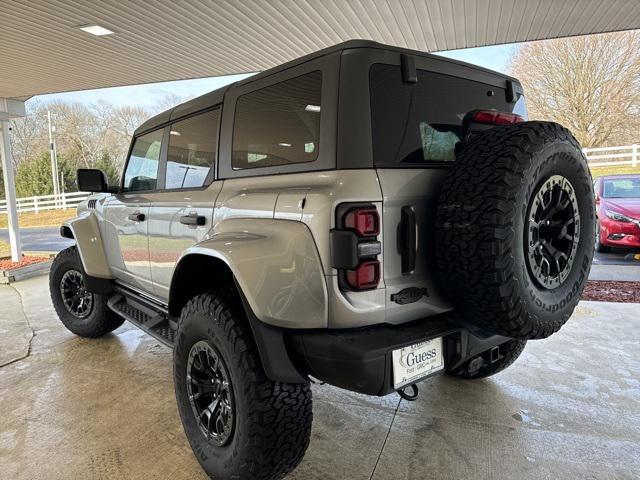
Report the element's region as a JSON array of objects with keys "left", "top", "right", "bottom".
[
  {"left": 370, "top": 64, "right": 527, "bottom": 166},
  {"left": 124, "top": 129, "right": 163, "bottom": 192},
  {"left": 232, "top": 71, "right": 322, "bottom": 170},
  {"left": 165, "top": 108, "right": 220, "bottom": 189}
]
